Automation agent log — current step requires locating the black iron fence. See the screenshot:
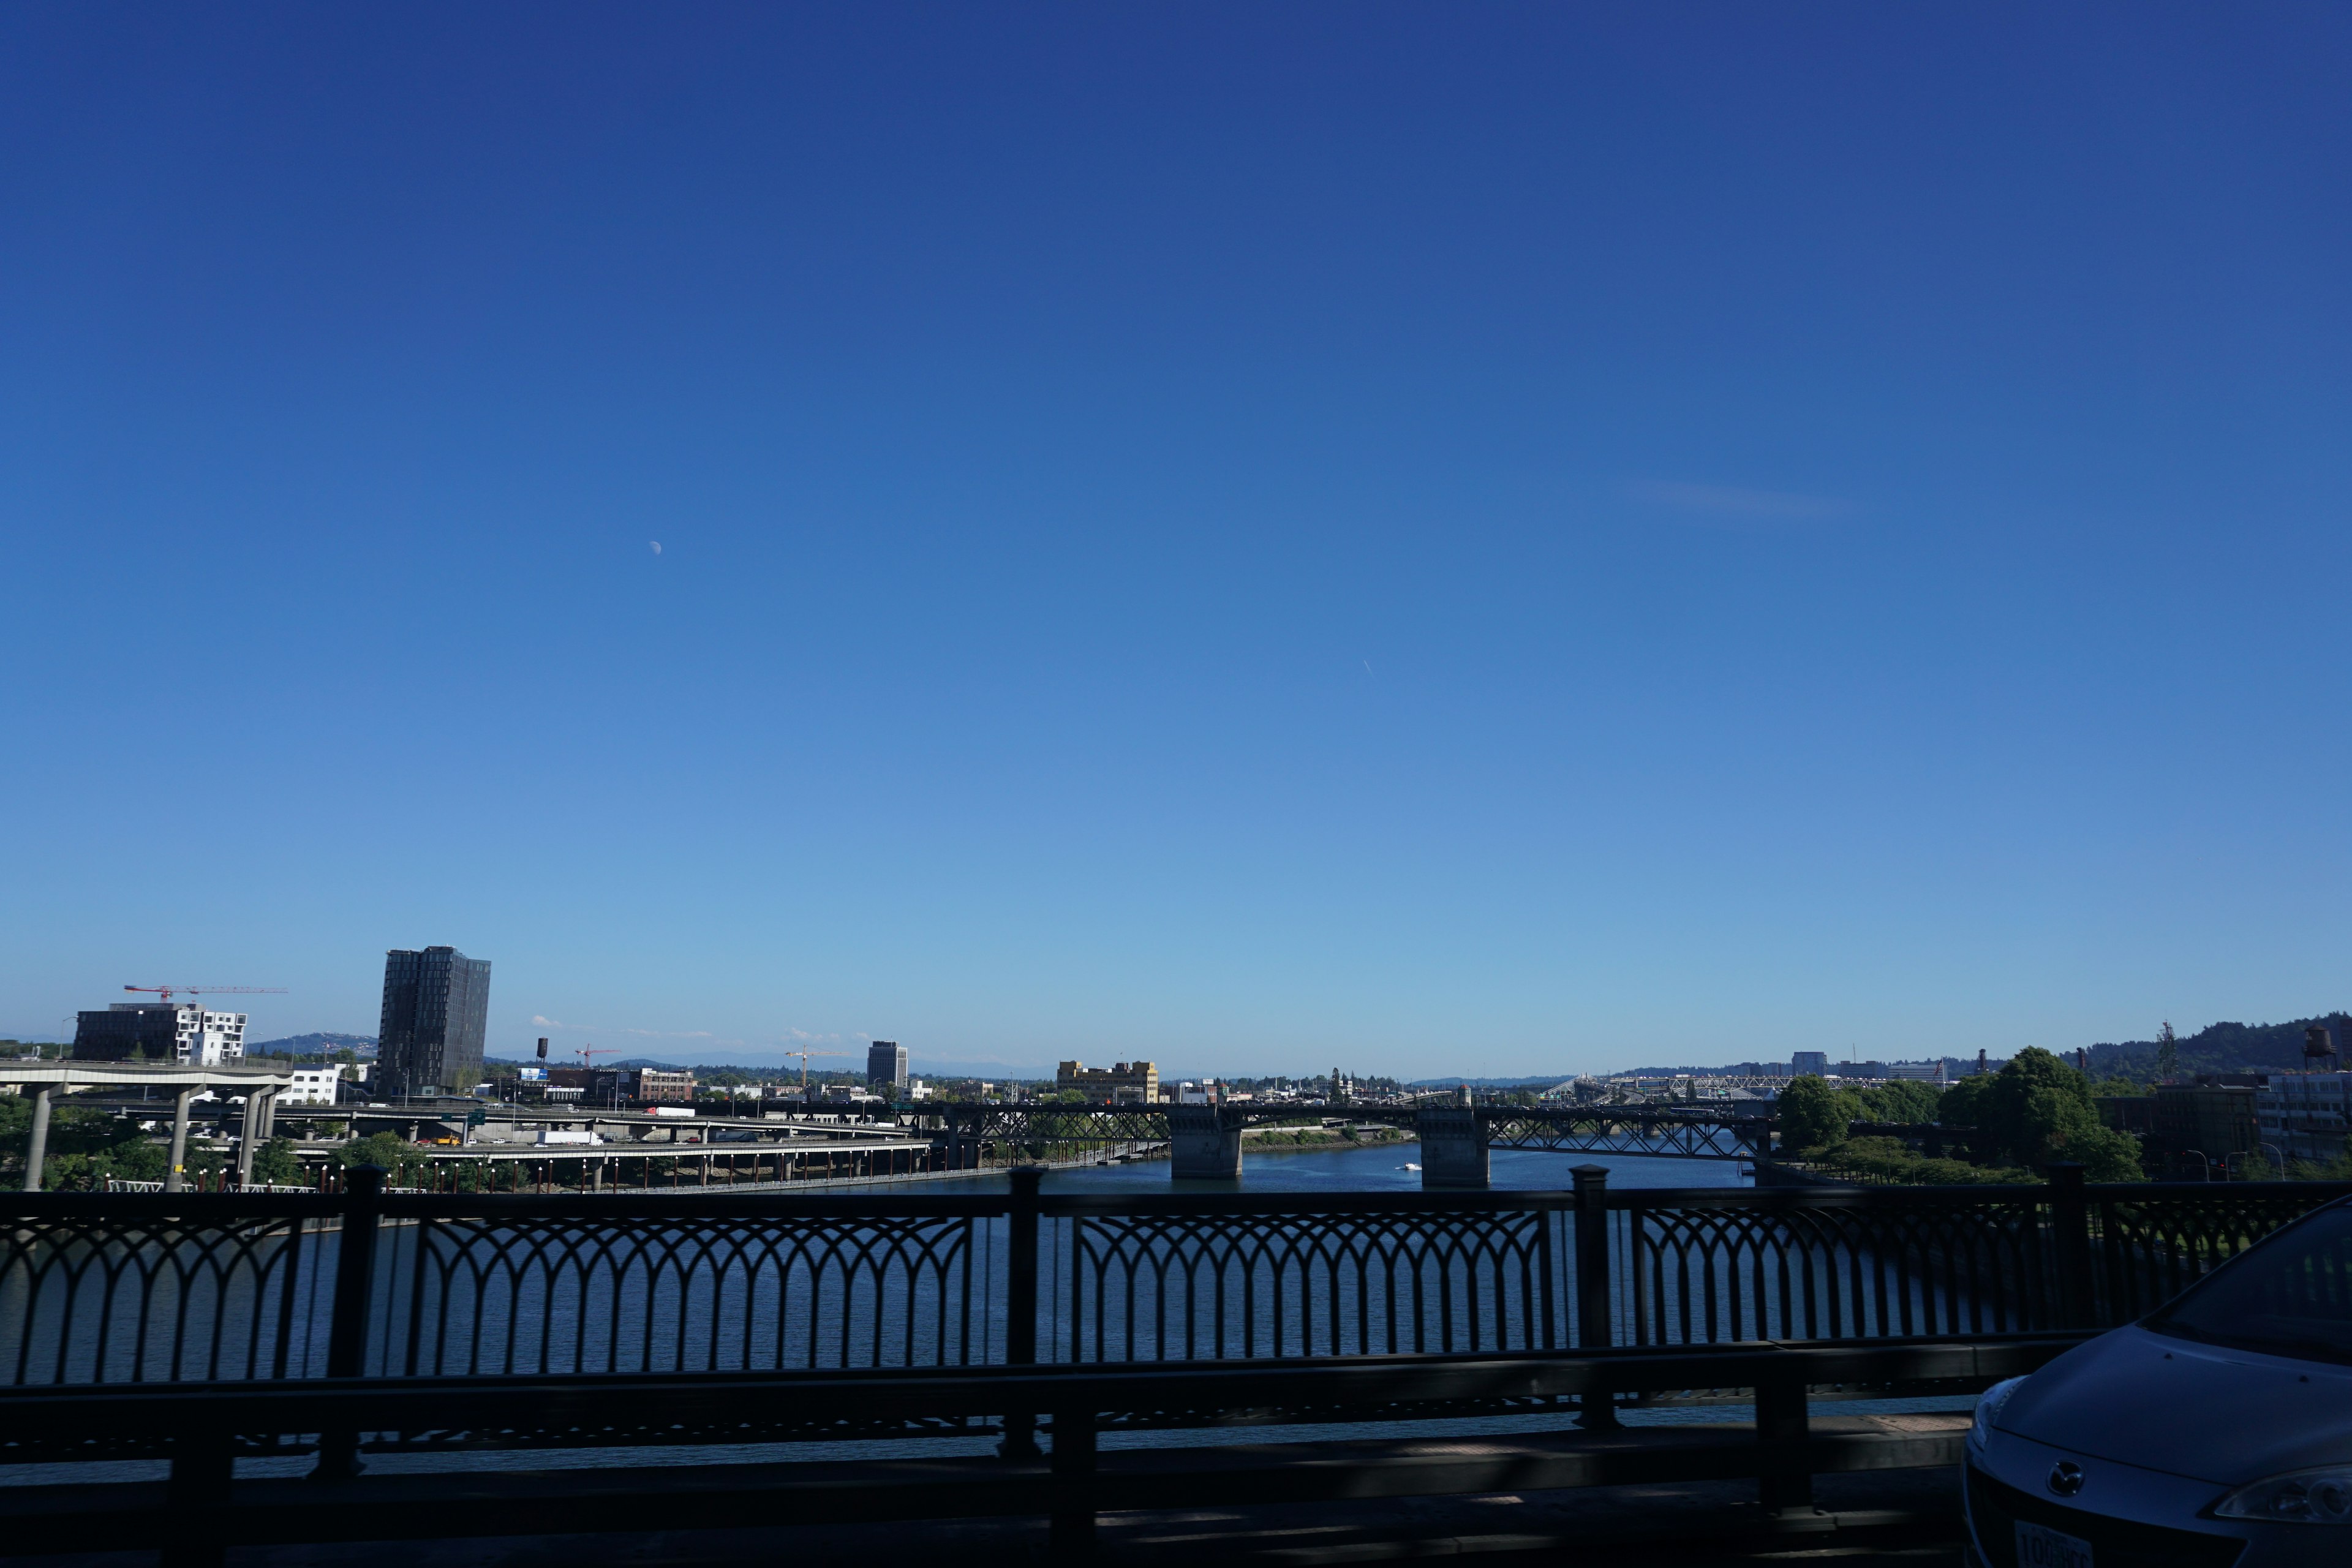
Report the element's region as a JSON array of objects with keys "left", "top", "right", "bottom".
[{"left": 2, "top": 1165, "right": 2344, "bottom": 1390}]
